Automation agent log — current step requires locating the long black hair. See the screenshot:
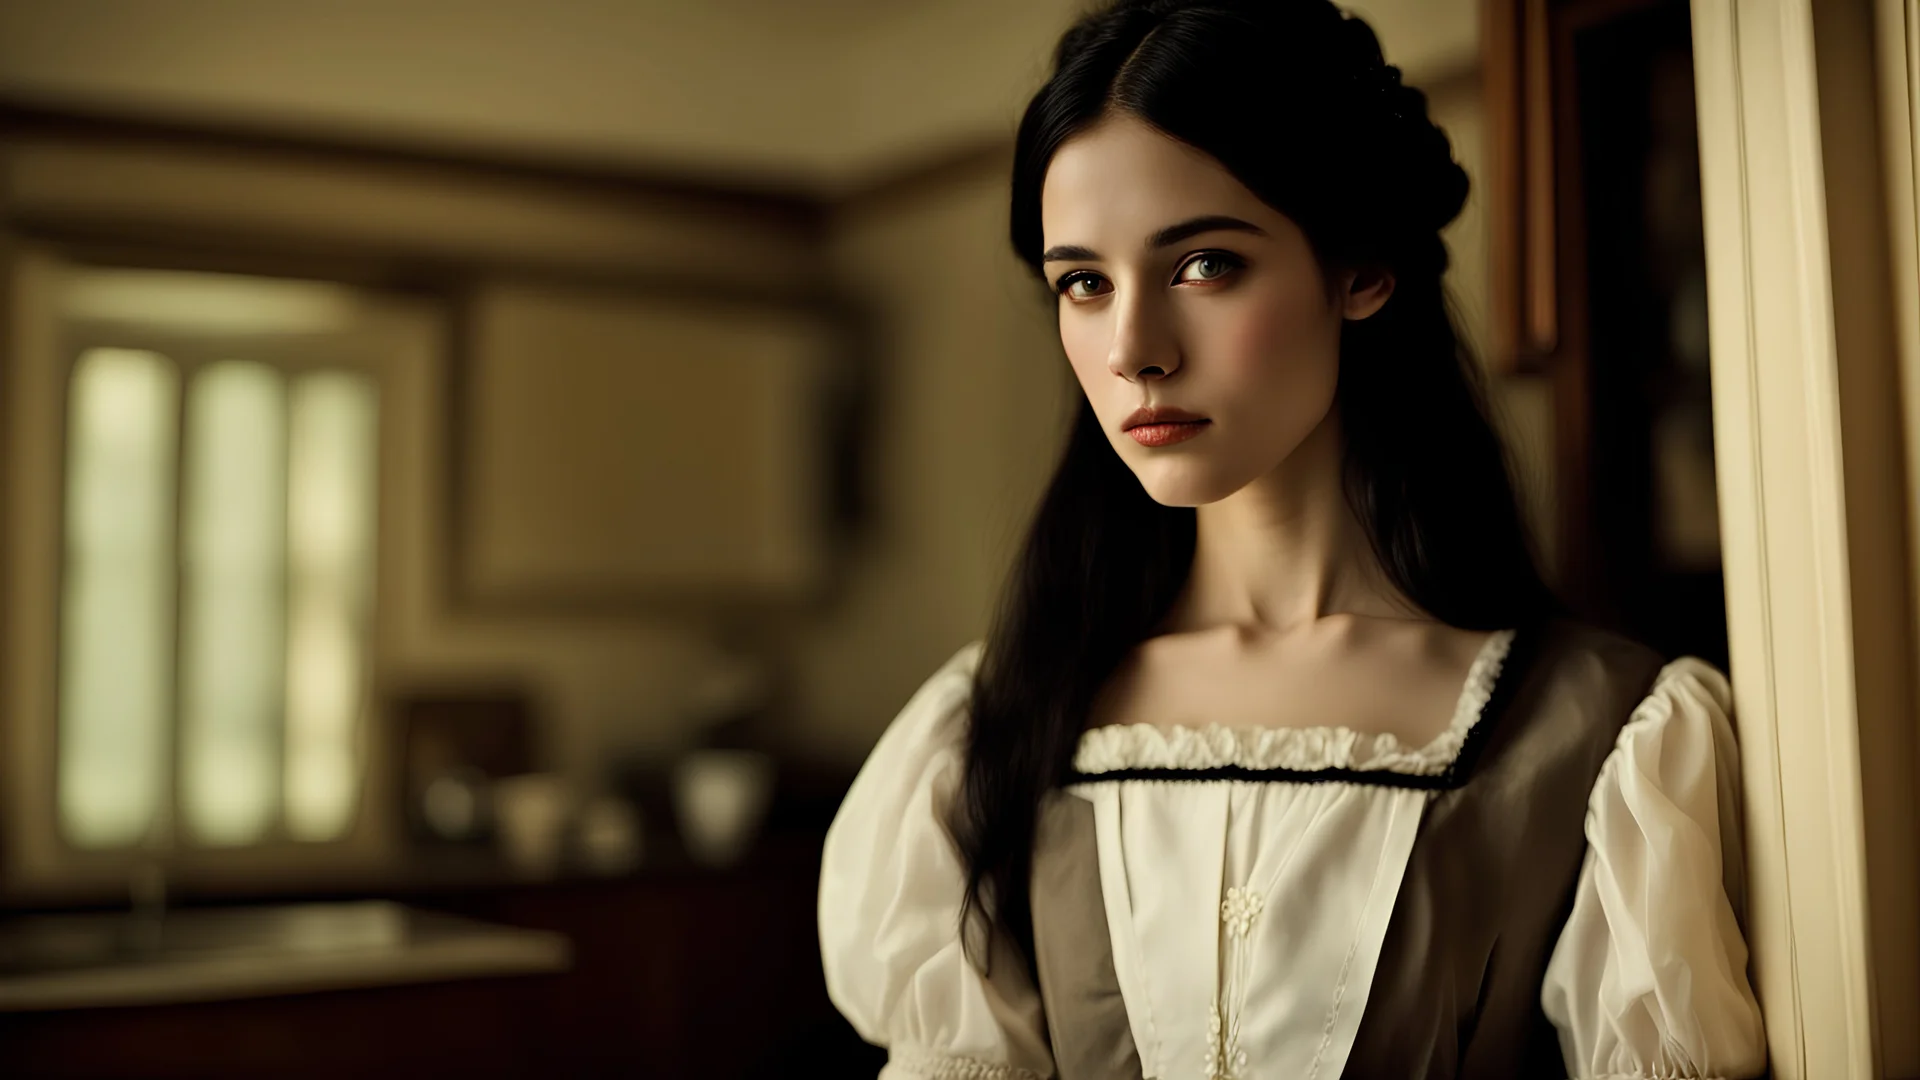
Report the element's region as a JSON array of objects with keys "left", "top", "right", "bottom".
[{"left": 952, "top": 0, "right": 1559, "bottom": 969}]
